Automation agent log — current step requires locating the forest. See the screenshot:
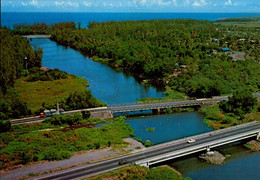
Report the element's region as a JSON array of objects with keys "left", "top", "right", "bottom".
[
  {"left": 48, "top": 19, "right": 259, "bottom": 98},
  {"left": 0, "top": 27, "right": 103, "bottom": 128}
]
